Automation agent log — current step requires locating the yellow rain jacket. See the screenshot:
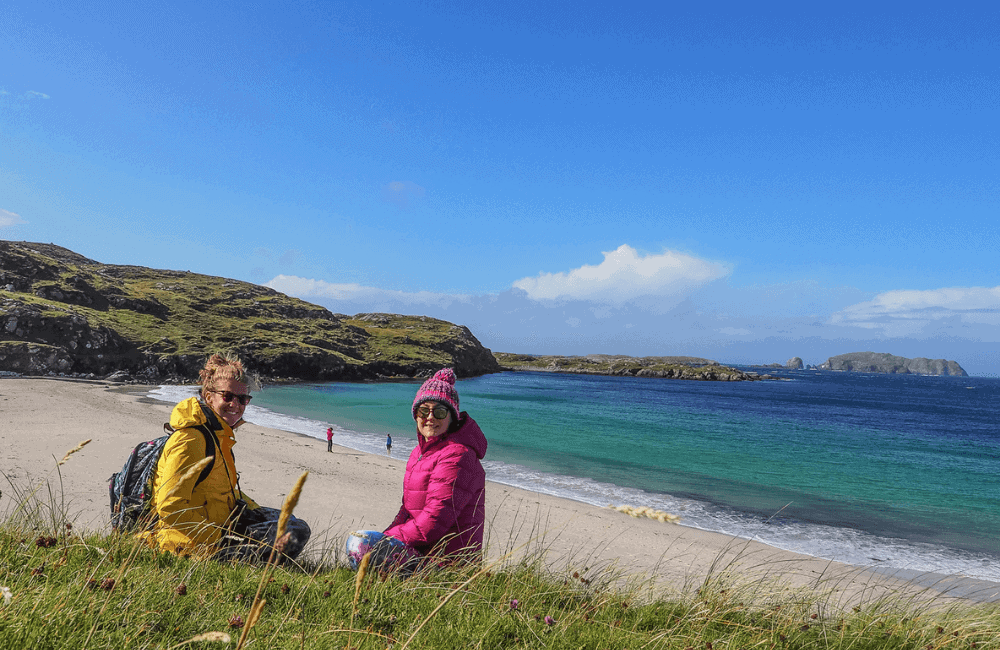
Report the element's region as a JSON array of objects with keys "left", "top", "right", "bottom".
[{"left": 138, "top": 397, "right": 256, "bottom": 555}]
